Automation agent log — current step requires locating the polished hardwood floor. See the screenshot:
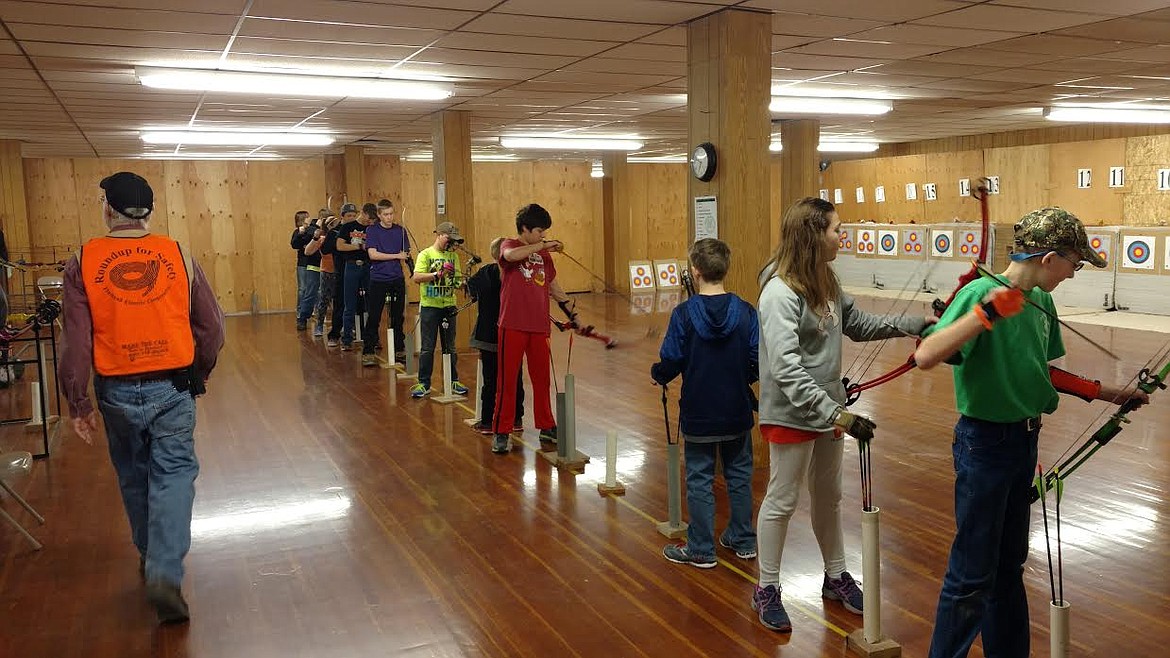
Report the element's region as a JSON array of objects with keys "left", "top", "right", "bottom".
[{"left": 1, "top": 292, "right": 1167, "bottom": 657}]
